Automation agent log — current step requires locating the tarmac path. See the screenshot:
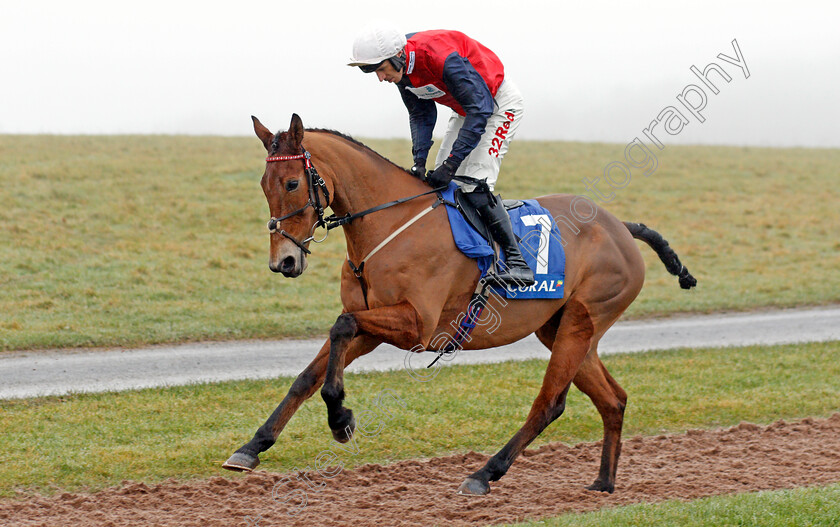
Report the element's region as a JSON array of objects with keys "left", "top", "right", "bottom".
[{"left": 1, "top": 305, "right": 838, "bottom": 399}]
